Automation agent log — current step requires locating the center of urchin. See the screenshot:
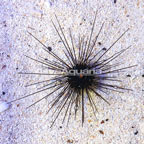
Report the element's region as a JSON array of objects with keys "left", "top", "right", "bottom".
[{"left": 67, "top": 63, "right": 96, "bottom": 90}]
